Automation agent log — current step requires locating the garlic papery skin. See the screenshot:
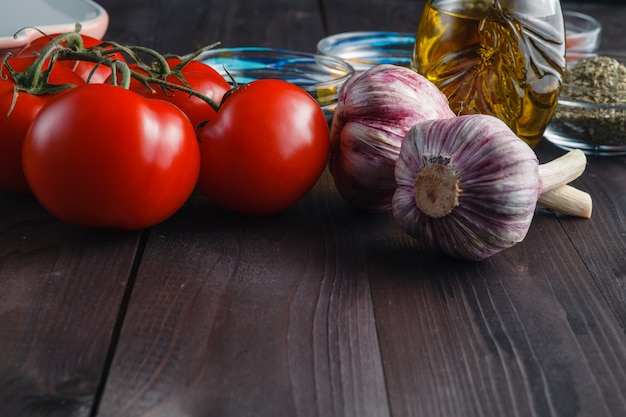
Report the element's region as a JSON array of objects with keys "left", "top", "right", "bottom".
[
  {"left": 329, "top": 64, "right": 455, "bottom": 212},
  {"left": 392, "top": 114, "right": 541, "bottom": 261}
]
